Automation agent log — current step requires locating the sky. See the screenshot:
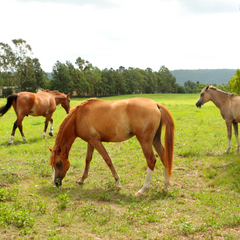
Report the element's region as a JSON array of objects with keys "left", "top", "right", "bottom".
[{"left": 1, "top": 0, "right": 239, "bottom": 72}]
